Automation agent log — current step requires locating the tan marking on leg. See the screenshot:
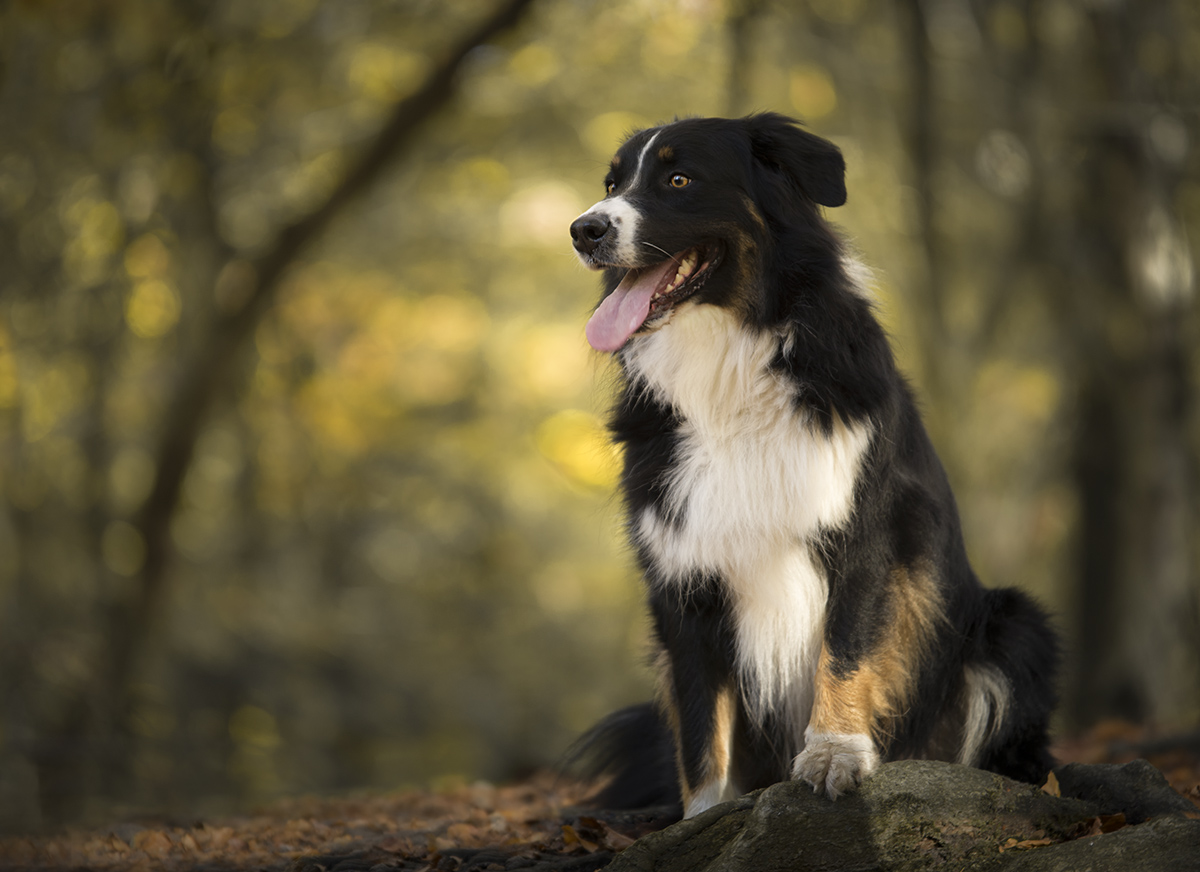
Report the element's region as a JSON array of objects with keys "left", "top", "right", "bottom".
[
  {"left": 809, "top": 647, "right": 877, "bottom": 737},
  {"left": 657, "top": 649, "right": 739, "bottom": 817},
  {"left": 808, "top": 563, "right": 945, "bottom": 742},
  {"left": 682, "top": 683, "right": 738, "bottom": 818},
  {"left": 709, "top": 683, "right": 736, "bottom": 780},
  {"left": 653, "top": 648, "right": 683, "bottom": 771},
  {"left": 796, "top": 564, "right": 944, "bottom": 797}
]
